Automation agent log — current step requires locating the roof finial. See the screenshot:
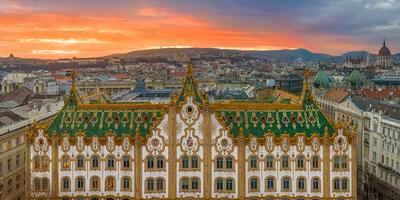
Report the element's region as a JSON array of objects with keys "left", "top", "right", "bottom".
[
  {"left": 383, "top": 37, "right": 386, "bottom": 47},
  {"left": 186, "top": 61, "right": 193, "bottom": 77}
]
